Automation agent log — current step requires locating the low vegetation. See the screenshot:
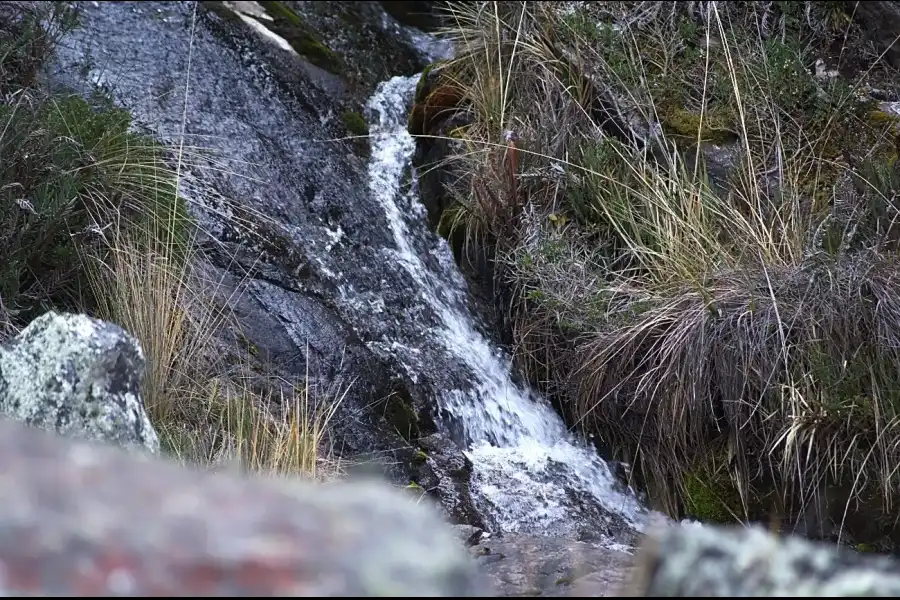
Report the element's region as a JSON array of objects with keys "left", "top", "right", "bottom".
[
  {"left": 423, "top": 0, "right": 900, "bottom": 547},
  {"left": 0, "top": 2, "right": 340, "bottom": 480}
]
